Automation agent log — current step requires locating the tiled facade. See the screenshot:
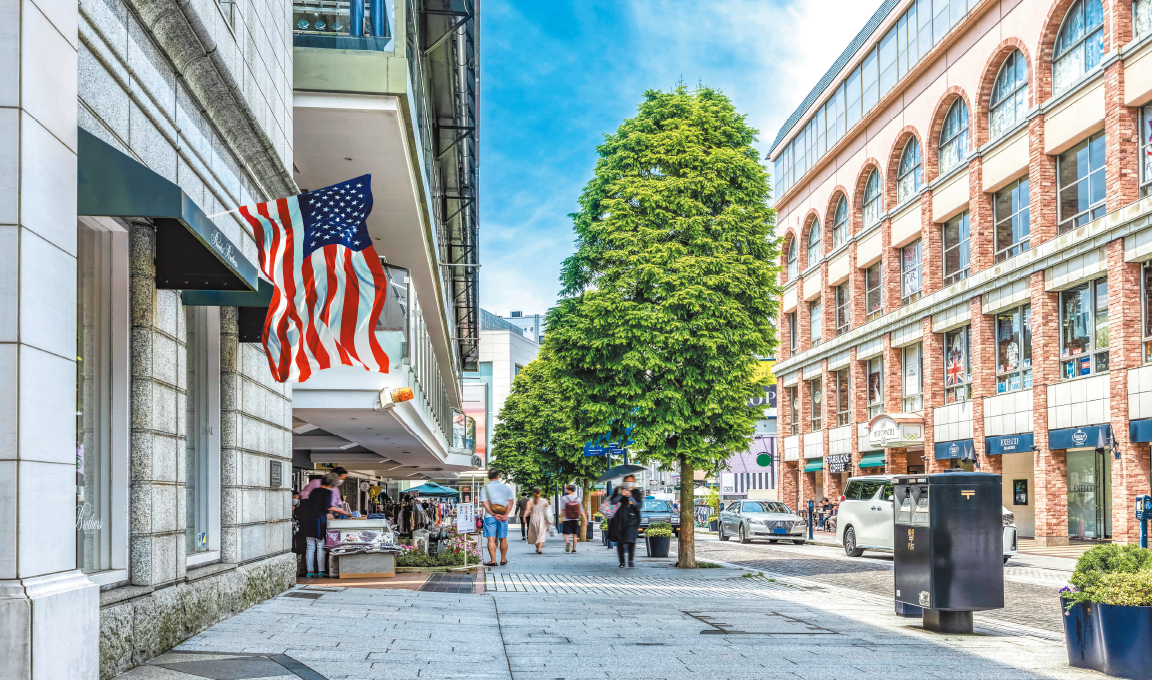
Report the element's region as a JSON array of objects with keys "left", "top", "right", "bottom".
[{"left": 772, "top": 0, "right": 1152, "bottom": 546}]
